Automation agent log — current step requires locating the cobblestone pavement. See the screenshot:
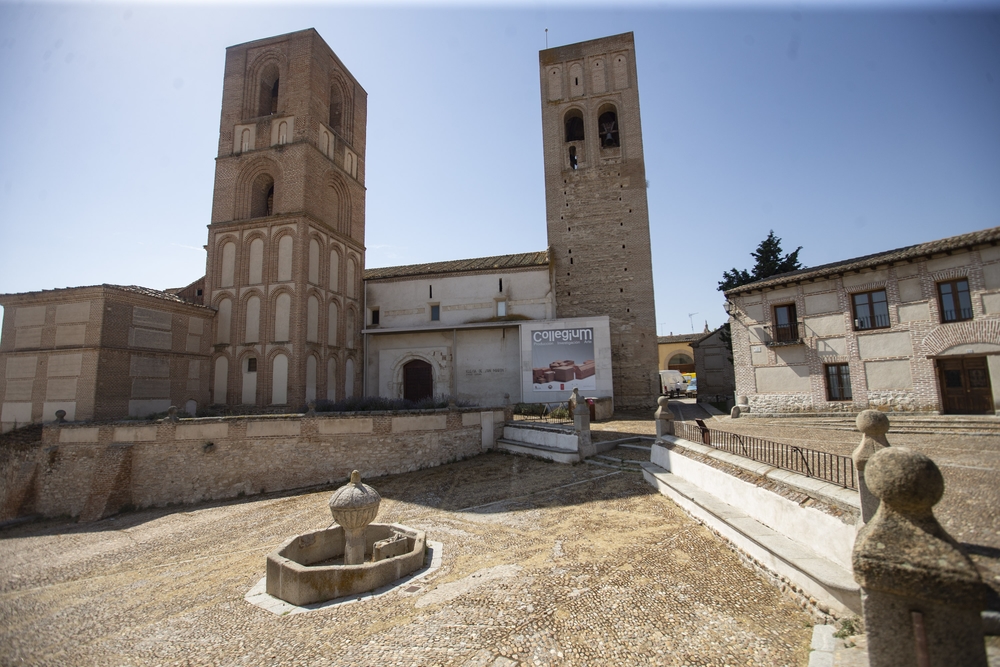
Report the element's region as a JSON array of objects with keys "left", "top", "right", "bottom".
[
  {"left": 590, "top": 402, "right": 1000, "bottom": 606},
  {"left": 0, "top": 453, "right": 814, "bottom": 666}
]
